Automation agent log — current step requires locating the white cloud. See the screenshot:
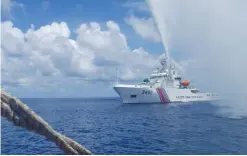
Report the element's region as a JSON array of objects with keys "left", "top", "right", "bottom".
[
  {"left": 1, "top": 0, "right": 13, "bottom": 17},
  {"left": 1, "top": 20, "right": 160, "bottom": 92},
  {"left": 42, "top": 1, "right": 50, "bottom": 11},
  {"left": 1, "top": 0, "right": 24, "bottom": 18},
  {"left": 122, "top": 1, "right": 150, "bottom": 13},
  {"left": 125, "top": 14, "right": 161, "bottom": 43}
]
